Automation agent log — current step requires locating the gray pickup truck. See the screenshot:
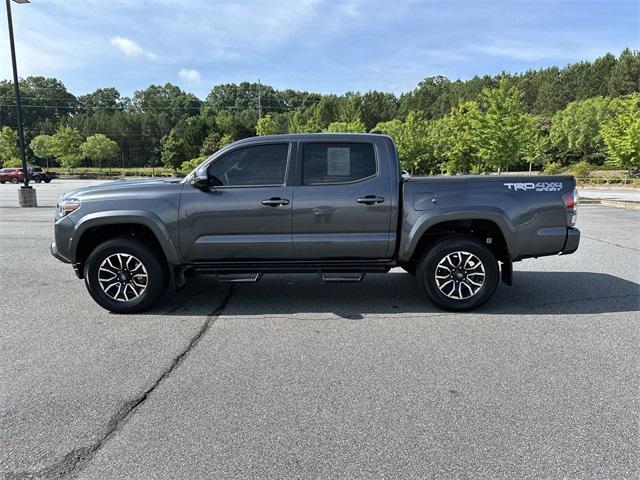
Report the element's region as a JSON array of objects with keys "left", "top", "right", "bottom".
[{"left": 51, "top": 133, "right": 580, "bottom": 313}]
